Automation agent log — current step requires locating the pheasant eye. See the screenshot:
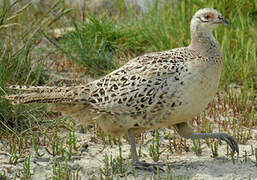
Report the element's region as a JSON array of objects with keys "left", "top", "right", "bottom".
[
  {"left": 199, "top": 13, "right": 214, "bottom": 22},
  {"left": 205, "top": 13, "right": 214, "bottom": 20}
]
